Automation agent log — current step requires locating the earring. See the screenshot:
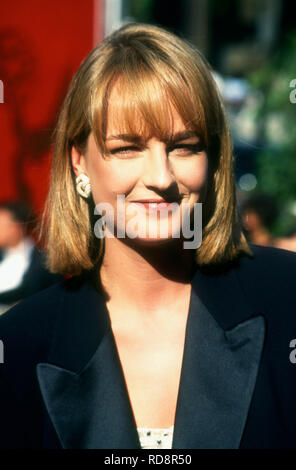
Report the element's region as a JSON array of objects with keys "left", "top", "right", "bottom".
[{"left": 76, "top": 174, "right": 91, "bottom": 199}]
